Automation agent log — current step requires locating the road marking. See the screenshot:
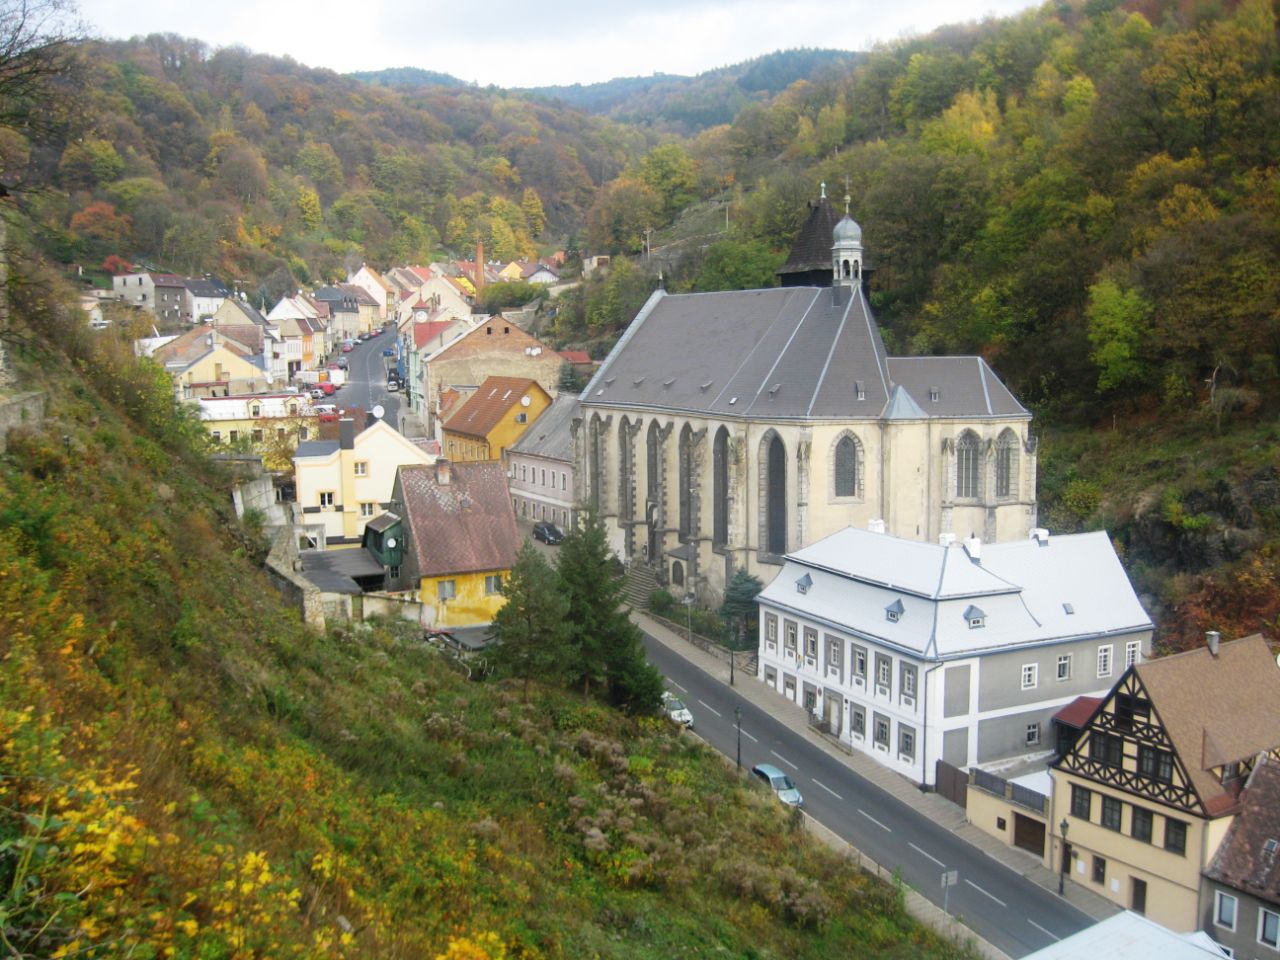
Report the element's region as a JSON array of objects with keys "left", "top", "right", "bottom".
[
  {"left": 909, "top": 842, "right": 944, "bottom": 867},
  {"left": 741, "top": 730, "right": 758, "bottom": 743},
  {"left": 770, "top": 750, "right": 798, "bottom": 770},
  {"left": 668, "top": 680, "right": 687, "bottom": 692},
  {"left": 811, "top": 779, "right": 843, "bottom": 800},
  {"left": 697, "top": 700, "right": 722, "bottom": 717},
  {"left": 858, "top": 809, "right": 891, "bottom": 832},
  {"left": 1027, "top": 920, "right": 1060, "bottom": 941},
  {"left": 965, "top": 879, "right": 1006, "bottom": 907}
]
